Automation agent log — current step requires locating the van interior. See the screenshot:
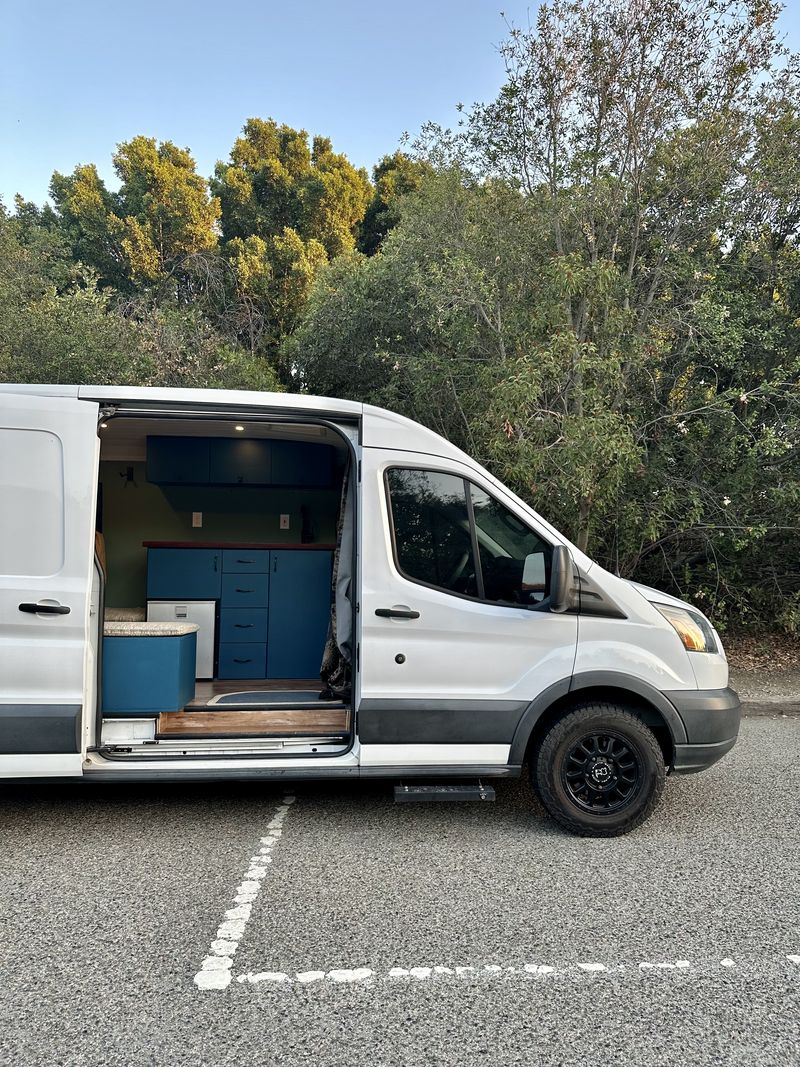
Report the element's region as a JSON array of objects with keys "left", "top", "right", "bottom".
[{"left": 94, "top": 414, "right": 354, "bottom": 759}]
